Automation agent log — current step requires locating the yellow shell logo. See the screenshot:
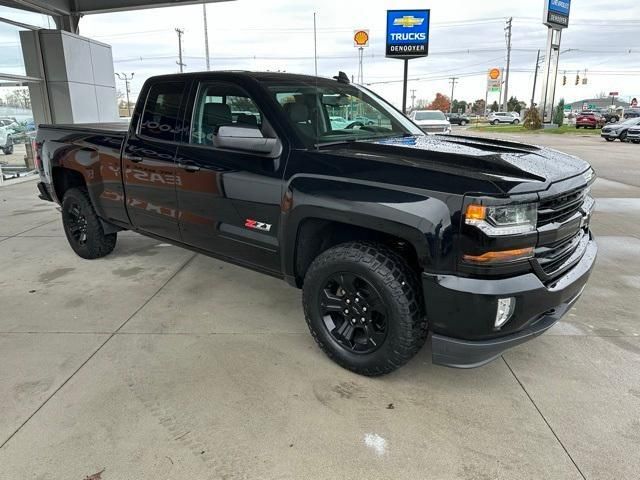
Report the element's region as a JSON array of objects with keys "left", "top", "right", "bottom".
[
  {"left": 489, "top": 68, "right": 501, "bottom": 80},
  {"left": 354, "top": 30, "right": 369, "bottom": 46}
]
